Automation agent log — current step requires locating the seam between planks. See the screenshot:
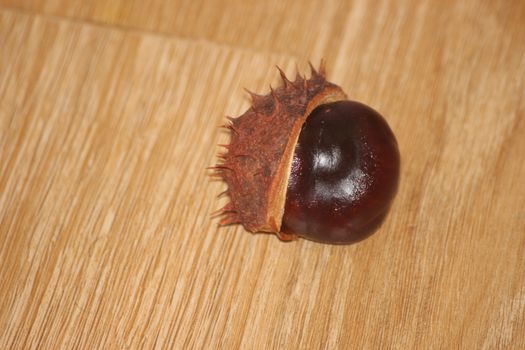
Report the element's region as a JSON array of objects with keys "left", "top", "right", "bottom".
[{"left": 0, "top": 5, "right": 300, "bottom": 62}]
